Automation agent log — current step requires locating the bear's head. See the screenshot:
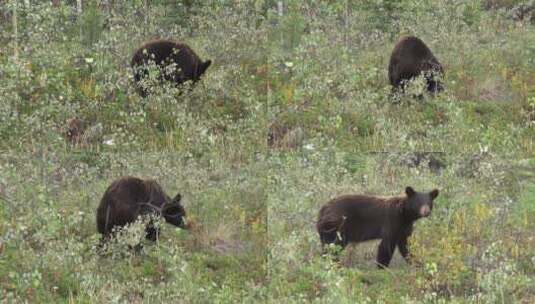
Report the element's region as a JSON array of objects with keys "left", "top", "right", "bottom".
[
  {"left": 162, "top": 193, "right": 187, "bottom": 229},
  {"left": 195, "top": 60, "right": 212, "bottom": 80},
  {"left": 404, "top": 186, "right": 439, "bottom": 219}
]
